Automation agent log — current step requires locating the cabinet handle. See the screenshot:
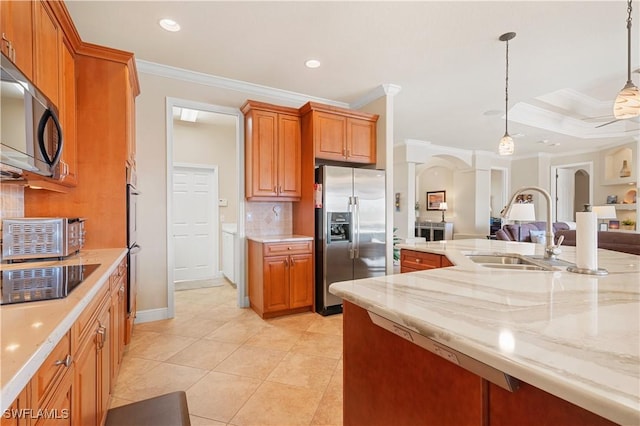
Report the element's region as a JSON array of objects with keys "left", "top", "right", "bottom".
[
  {"left": 346, "top": 149, "right": 351, "bottom": 158},
  {"left": 120, "top": 285, "right": 125, "bottom": 294},
  {"left": 54, "top": 354, "right": 72, "bottom": 368},
  {"left": 290, "top": 257, "right": 295, "bottom": 266},
  {"left": 274, "top": 185, "right": 278, "bottom": 194},
  {"left": 415, "top": 258, "right": 421, "bottom": 263},
  {"left": 343, "top": 148, "right": 347, "bottom": 158},
  {"left": 284, "top": 258, "right": 289, "bottom": 267},
  {"left": 97, "top": 325, "right": 107, "bottom": 349}
]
